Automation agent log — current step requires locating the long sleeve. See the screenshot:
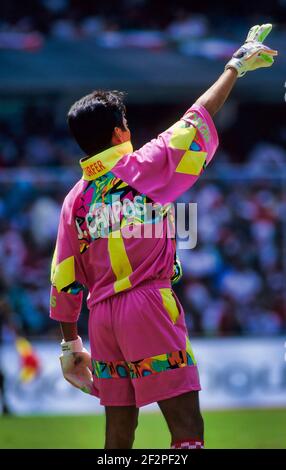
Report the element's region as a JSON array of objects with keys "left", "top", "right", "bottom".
[
  {"left": 112, "top": 104, "right": 219, "bottom": 204},
  {"left": 49, "top": 201, "right": 85, "bottom": 323}
]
